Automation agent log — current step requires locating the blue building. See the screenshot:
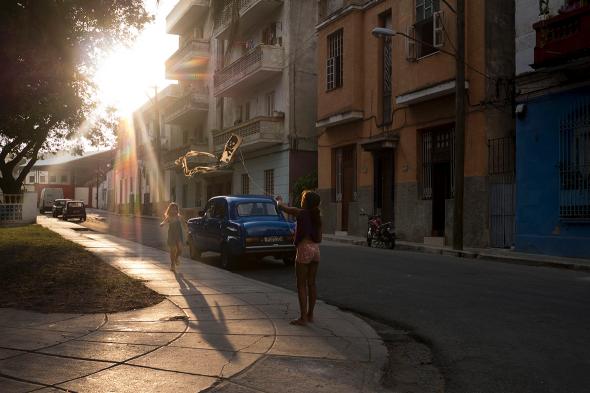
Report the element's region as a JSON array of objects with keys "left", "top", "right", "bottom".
[{"left": 515, "top": 2, "right": 590, "bottom": 258}]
